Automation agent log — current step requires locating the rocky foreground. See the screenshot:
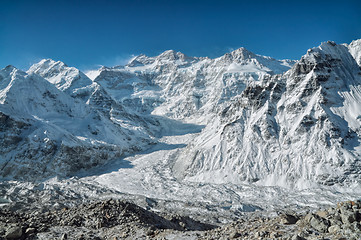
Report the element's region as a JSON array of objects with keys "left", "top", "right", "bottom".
[{"left": 0, "top": 199, "right": 360, "bottom": 240}]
